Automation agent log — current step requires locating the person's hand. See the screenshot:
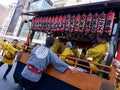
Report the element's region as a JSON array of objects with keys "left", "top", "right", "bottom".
[
  {"left": 68, "top": 66, "right": 77, "bottom": 73},
  {"left": 87, "top": 57, "right": 93, "bottom": 61}
]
